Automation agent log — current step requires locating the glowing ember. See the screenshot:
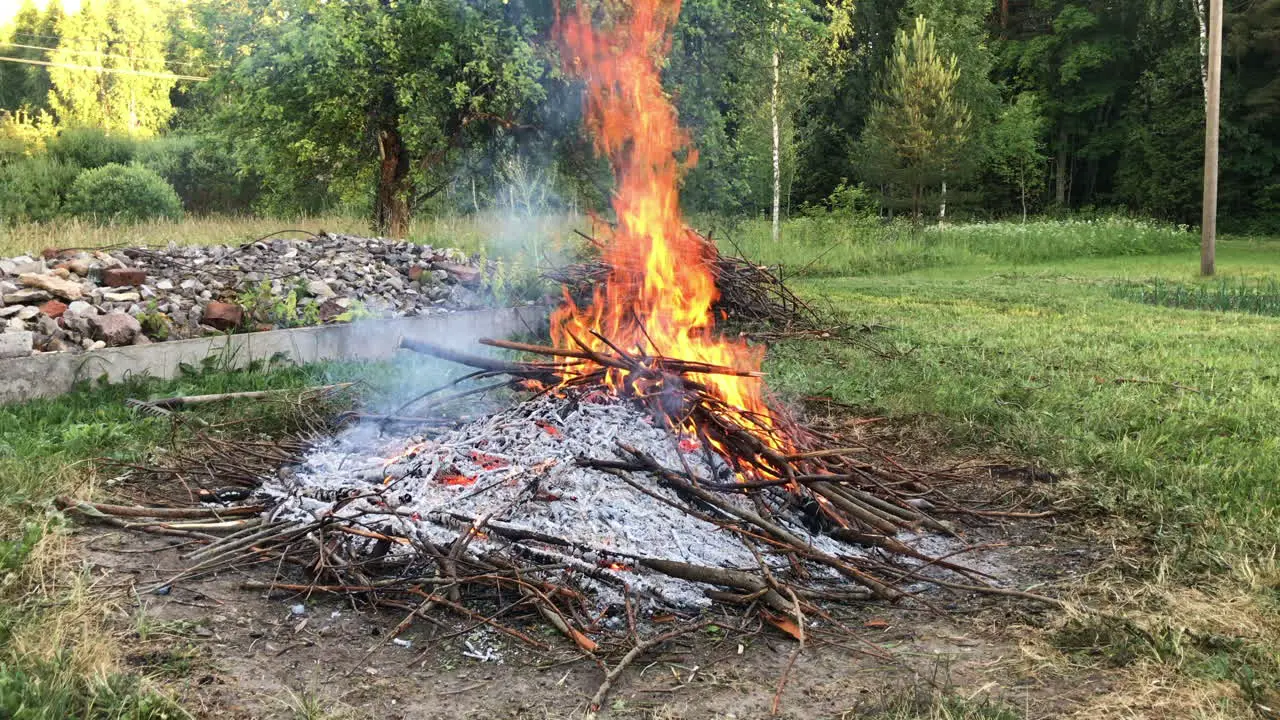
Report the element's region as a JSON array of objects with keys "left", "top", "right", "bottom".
[
  {"left": 439, "top": 473, "right": 477, "bottom": 487},
  {"left": 555, "top": 0, "right": 788, "bottom": 457}
]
